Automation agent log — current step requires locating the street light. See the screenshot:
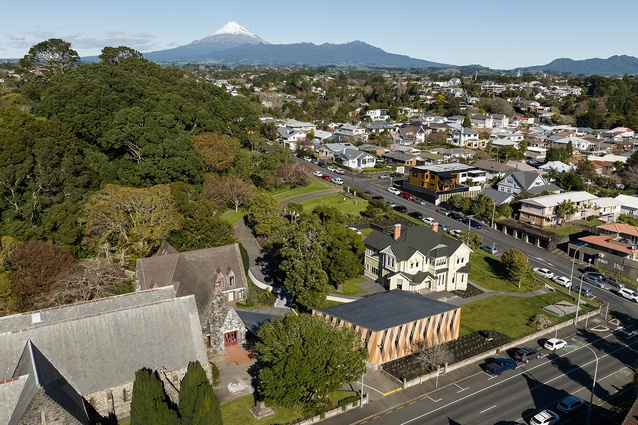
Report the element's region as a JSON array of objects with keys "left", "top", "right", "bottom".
[
  {"left": 568, "top": 243, "right": 585, "bottom": 296},
  {"left": 574, "top": 271, "right": 595, "bottom": 326},
  {"left": 582, "top": 344, "right": 599, "bottom": 425}
]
